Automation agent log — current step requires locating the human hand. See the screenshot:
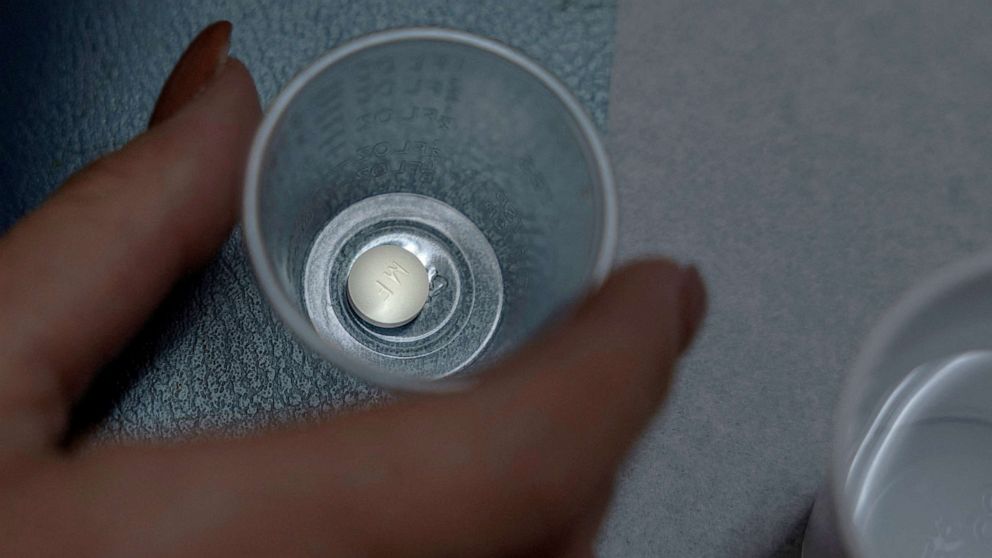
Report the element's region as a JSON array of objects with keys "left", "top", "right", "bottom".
[{"left": 0, "top": 22, "right": 706, "bottom": 557}]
